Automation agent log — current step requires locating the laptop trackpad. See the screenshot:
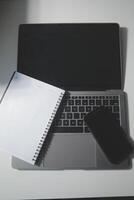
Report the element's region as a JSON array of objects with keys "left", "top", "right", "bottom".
[{"left": 42, "top": 133, "right": 96, "bottom": 169}]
